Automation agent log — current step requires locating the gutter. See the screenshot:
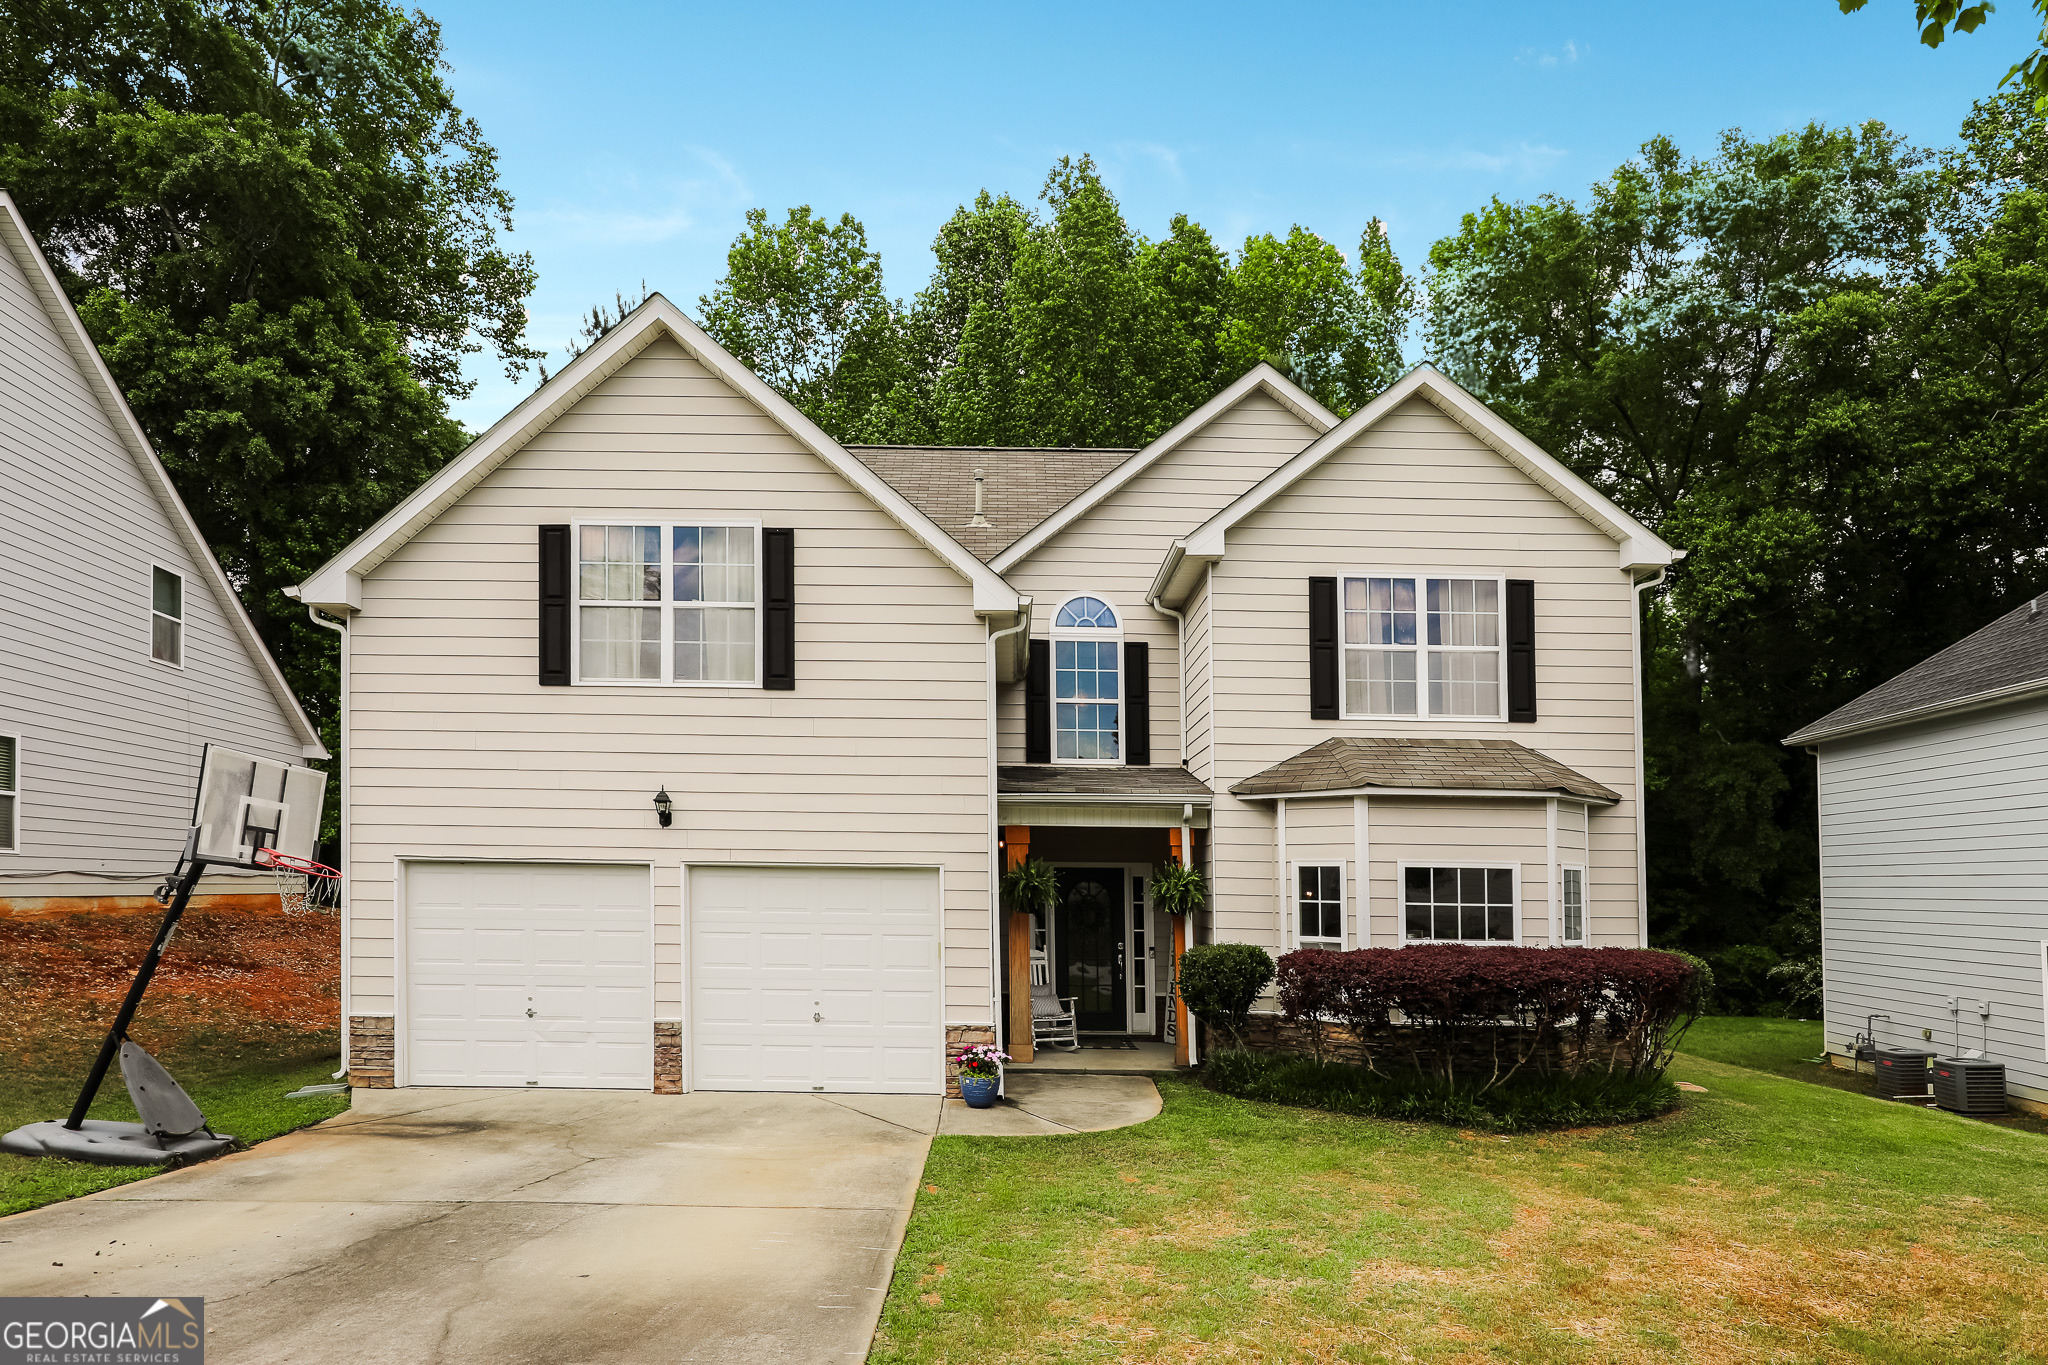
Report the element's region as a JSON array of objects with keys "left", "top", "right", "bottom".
[
  {"left": 295, "top": 594, "right": 352, "bottom": 1082},
  {"left": 1149, "top": 591, "right": 1189, "bottom": 766},
  {"left": 1631, "top": 567, "right": 1666, "bottom": 949},
  {"left": 984, "top": 604, "right": 1033, "bottom": 1061}
]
